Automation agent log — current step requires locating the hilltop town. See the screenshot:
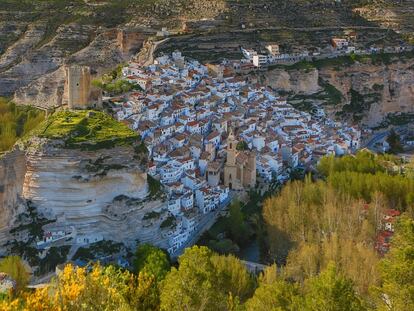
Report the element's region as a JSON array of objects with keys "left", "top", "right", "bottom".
[{"left": 101, "top": 50, "right": 362, "bottom": 255}]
